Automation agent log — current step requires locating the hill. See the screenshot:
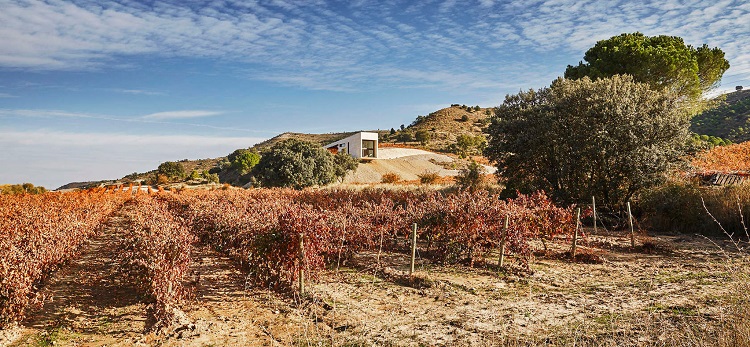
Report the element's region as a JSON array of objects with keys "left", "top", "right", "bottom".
[
  {"left": 384, "top": 105, "right": 492, "bottom": 151},
  {"left": 55, "top": 105, "right": 493, "bottom": 190},
  {"left": 691, "top": 89, "right": 750, "bottom": 142}
]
